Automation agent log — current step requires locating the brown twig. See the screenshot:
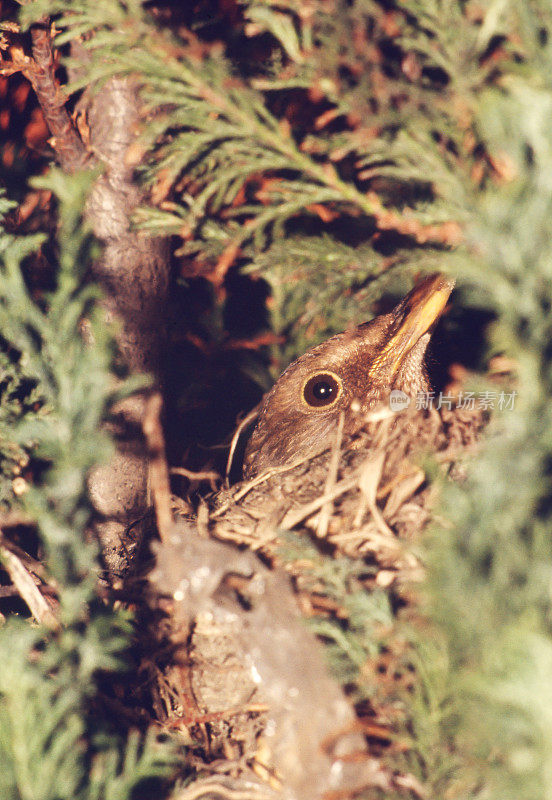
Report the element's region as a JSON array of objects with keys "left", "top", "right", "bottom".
[
  {"left": 316, "top": 411, "right": 344, "bottom": 539},
  {"left": 142, "top": 392, "right": 174, "bottom": 542},
  {"left": 225, "top": 405, "right": 259, "bottom": 479},
  {"left": 213, "top": 458, "right": 305, "bottom": 519},
  {"left": 170, "top": 466, "right": 221, "bottom": 492},
  {"left": 0, "top": 533, "right": 59, "bottom": 629},
  {"left": 172, "top": 776, "right": 278, "bottom": 800},
  {"left": 1, "top": 538, "right": 46, "bottom": 577},
  {"left": 0, "top": 510, "right": 35, "bottom": 528},
  {"left": 280, "top": 475, "right": 359, "bottom": 530},
  {"left": 29, "top": 19, "right": 88, "bottom": 172},
  {"left": 169, "top": 702, "right": 269, "bottom": 728}
]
